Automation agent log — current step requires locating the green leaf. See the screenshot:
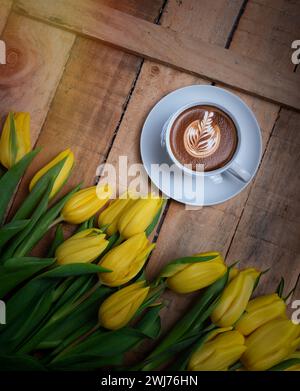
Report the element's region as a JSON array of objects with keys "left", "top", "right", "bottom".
[
  {"left": 229, "top": 361, "right": 243, "bottom": 371},
  {"left": 0, "top": 279, "right": 56, "bottom": 353},
  {"left": 0, "top": 354, "right": 46, "bottom": 371},
  {"left": 0, "top": 219, "right": 29, "bottom": 249},
  {"left": 18, "top": 284, "right": 110, "bottom": 355},
  {"left": 51, "top": 328, "right": 148, "bottom": 363},
  {"left": 49, "top": 304, "right": 161, "bottom": 370},
  {"left": 12, "top": 169, "right": 54, "bottom": 222},
  {"left": 138, "top": 270, "right": 229, "bottom": 371},
  {"left": 269, "top": 358, "right": 300, "bottom": 371},
  {"left": 100, "top": 232, "right": 119, "bottom": 256},
  {"left": 276, "top": 277, "right": 285, "bottom": 298},
  {"left": 0, "top": 256, "right": 55, "bottom": 297},
  {"left": 136, "top": 305, "right": 162, "bottom": 339},
  {"left": 145, "top": 199, "right": 166, "bottom": 237},
  {"left": 48, "top": 354, "right": 121, "bottom": 371},
  {"left": 49, "top": 276, "right": 95, "bottom": 314},
  {"left": 1, "top": 179, "right": 54, "bottom": 261},
  {"left": 46, "top": 224, "right": 64, "bottom": 257},
  {"left": 1, "top": 159, "right": 68, "bottom": 261},
  {"left": 11, "top": 184, "right": 80, "bottom": 258},
  {"left": 87, "top": 216, "right": 95, "bottom": 229},
  {"left": 41, "top": 286, "right": 111, "bottom": 358},
  {"left": 40, "top": 263, "right": 111, "bottom": 279},
  {"left": 0, "top": 149, "right": 39, "bottom": 225}
]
